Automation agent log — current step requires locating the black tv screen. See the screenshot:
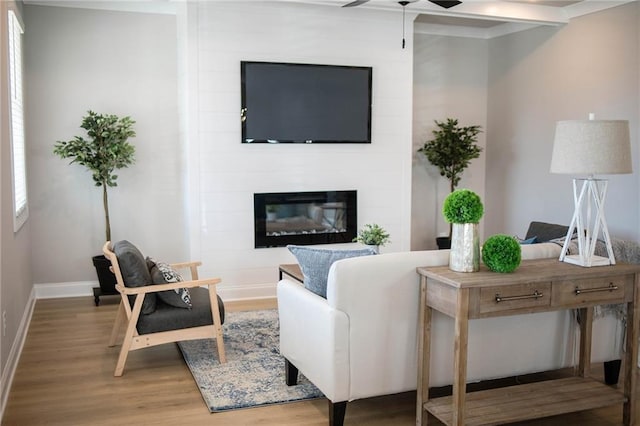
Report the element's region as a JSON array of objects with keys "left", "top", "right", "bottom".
[{"left": 241, "top": 61, "right": 372, "bottom": 144}]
